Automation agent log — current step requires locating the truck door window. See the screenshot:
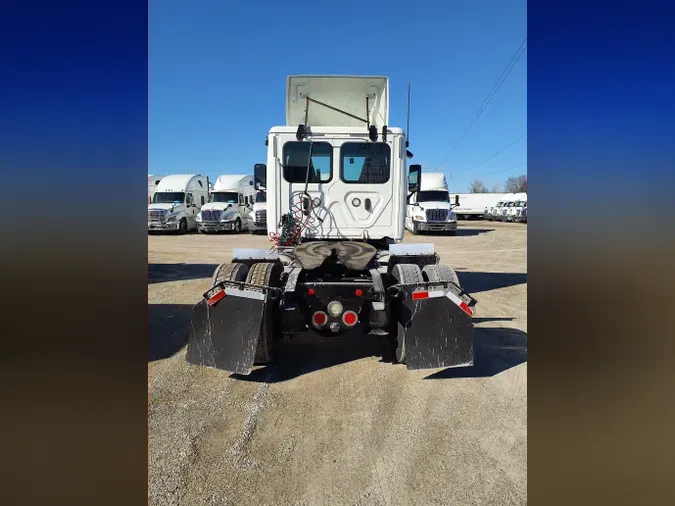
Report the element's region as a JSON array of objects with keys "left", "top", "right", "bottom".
[
  {"left": 282, "top": 141, "right": 333, "bottom": 183},
  {"left": 239, "top": 194, "right": 244, "bottom": 205},
  {"left": 201, "top": 196, "right": 205, "bottom": 206},
  {"left": 186, "top": 193, "right": 194, "bottom": 205},
  {"left": 340, "top": 142, "right": 391, "bottom": 184}
]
